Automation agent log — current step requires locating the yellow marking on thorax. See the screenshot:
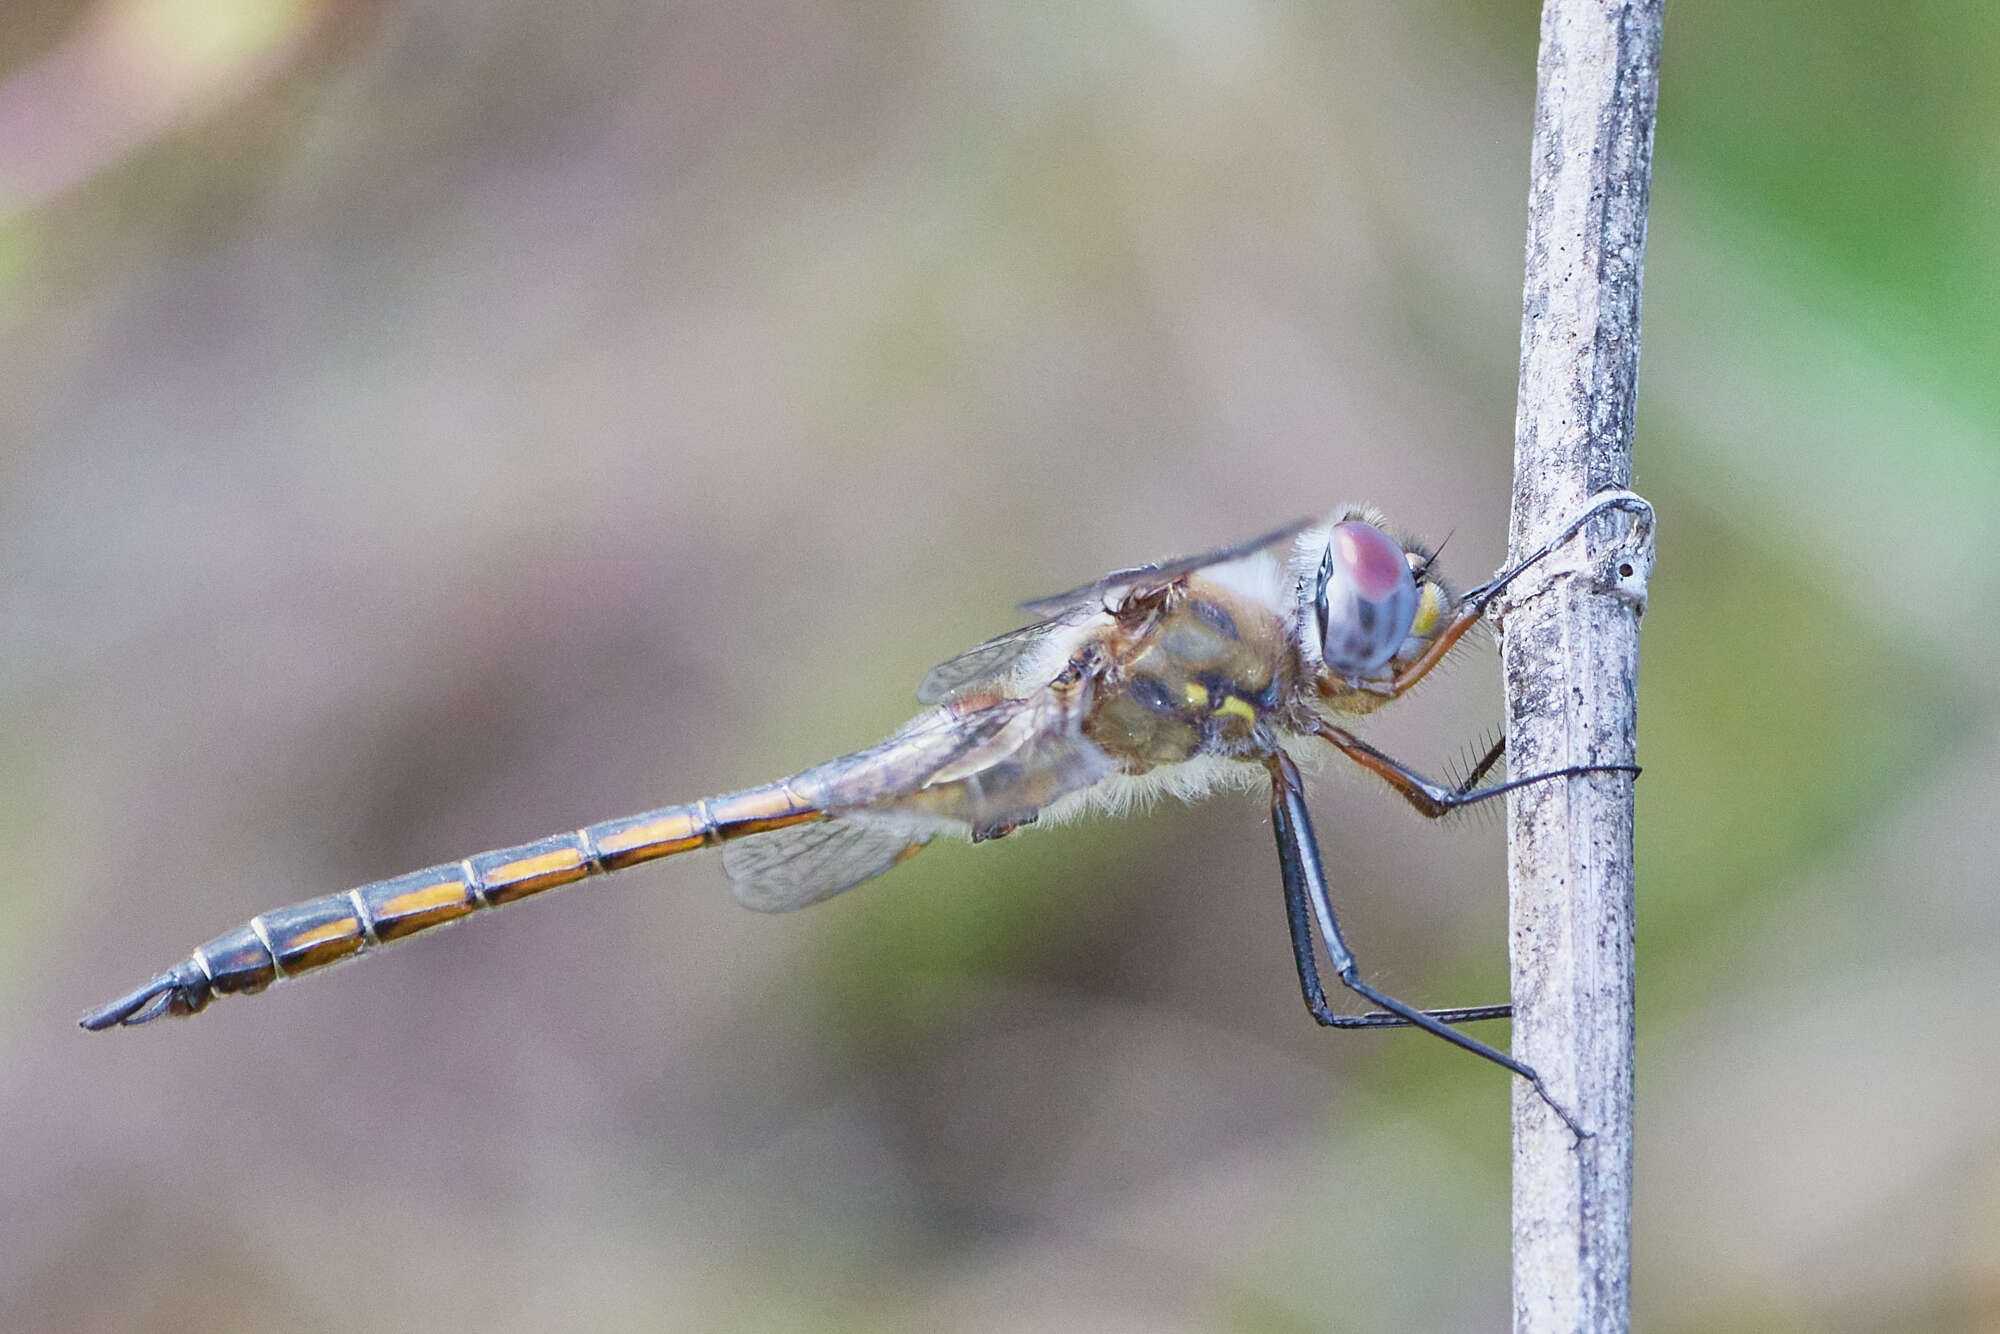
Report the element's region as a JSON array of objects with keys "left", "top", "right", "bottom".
[
  {"left": 1183, "top": 681, "right": 1210, "bottom": 709},
  {"left": 1214, "top": 695, "right": 1257, "bottom": 725}
]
